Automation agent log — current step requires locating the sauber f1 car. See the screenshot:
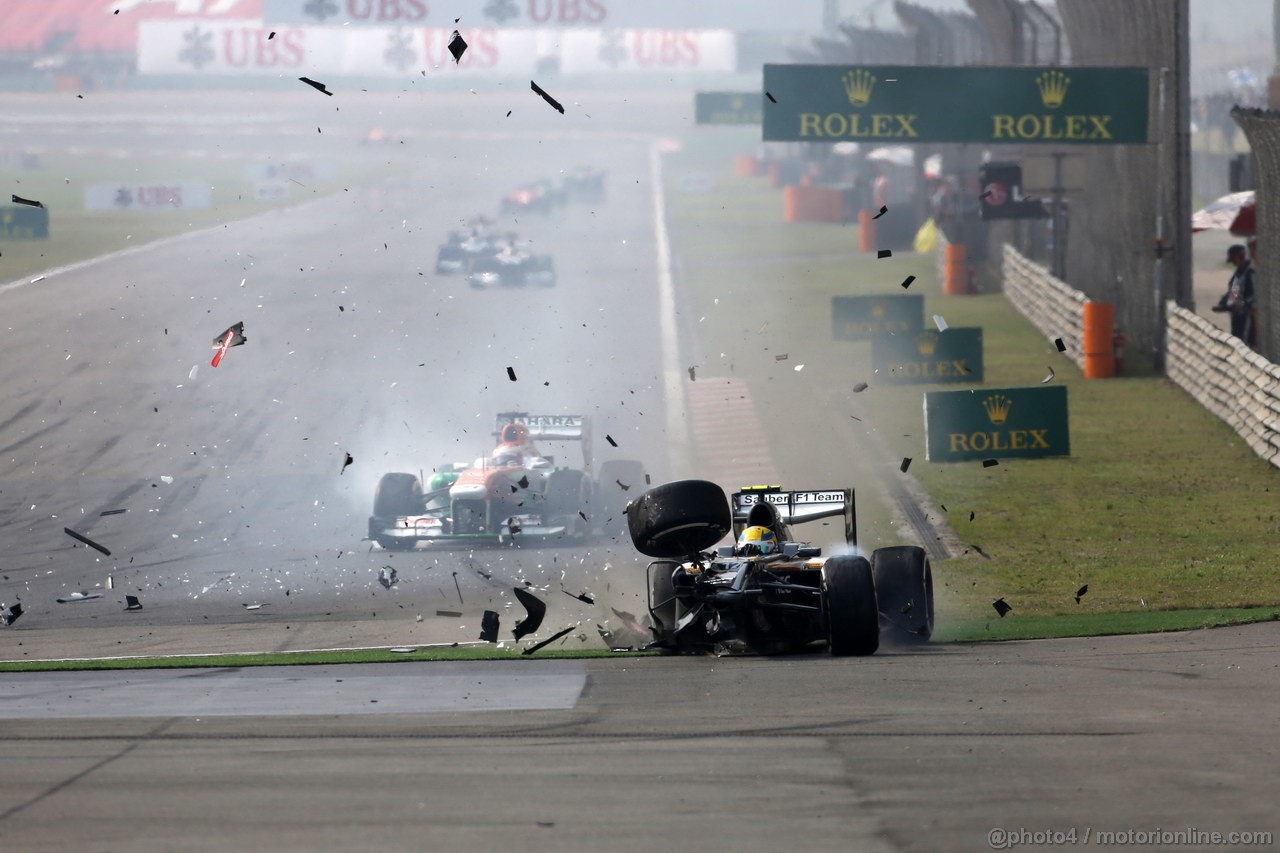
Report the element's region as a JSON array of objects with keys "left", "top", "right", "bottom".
[
  {"left": 625, "top": 481, "right": 934, "bottom": 655},
  {"left": 369, "top": 413, "right": 645, "bottom": 549}
]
